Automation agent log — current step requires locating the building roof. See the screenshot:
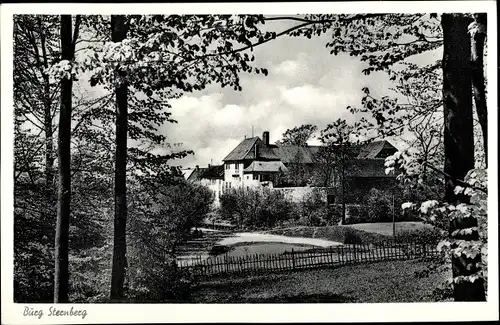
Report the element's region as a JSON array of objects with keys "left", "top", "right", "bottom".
[
  {"left": 187, "top": 165, "right": 224, "bottom": 182},
  {"left": 272, "top": 145, "right": 321, "bottom": 164},
  {"left": 243, "top": 161, "right": 288, "bottom": 173},
  {"left": 181, "top": 168, "right": 194, "bottom": 179},
  {"left": 346, "top": 158, "right": 395, "bottom": 178},
  {"left": 356, "top": 140, "right": 397, "bottom": 159},
  {"left": 223, "top": 137, "right": 280, "bottom": 161},
  {"left": 202, "top": 164, "right": 225, "bottom": 179},
  {"left": 187, "top": 168, "right": 204, "bottom": 182},
  {"left": 222, "top": 137, "right": 398, "bottom": 178}
]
